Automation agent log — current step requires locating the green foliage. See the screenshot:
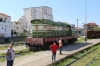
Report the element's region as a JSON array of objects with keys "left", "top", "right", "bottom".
[
  {"left": 23, "top": 29, "right": 27, "bottom": 32},
  {"left": 11, "top": 41, "right": 14, "bottom": 45},
  {"left": 93, "top": 26, "right": 100, "bottom": 31},
  {"left": 20, "top": 33, "right": 26, "bottom": 37}
]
